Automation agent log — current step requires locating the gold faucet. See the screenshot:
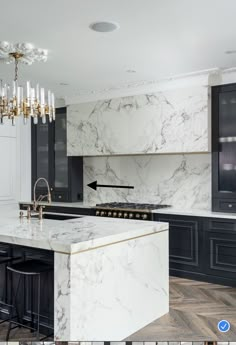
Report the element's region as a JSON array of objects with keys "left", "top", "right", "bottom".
[
  {"left": 33, "top": 177, "right": 51, "bottom": 209},
  {"left": 19, "top": 177, "right": 52, "bottom": 220}
]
